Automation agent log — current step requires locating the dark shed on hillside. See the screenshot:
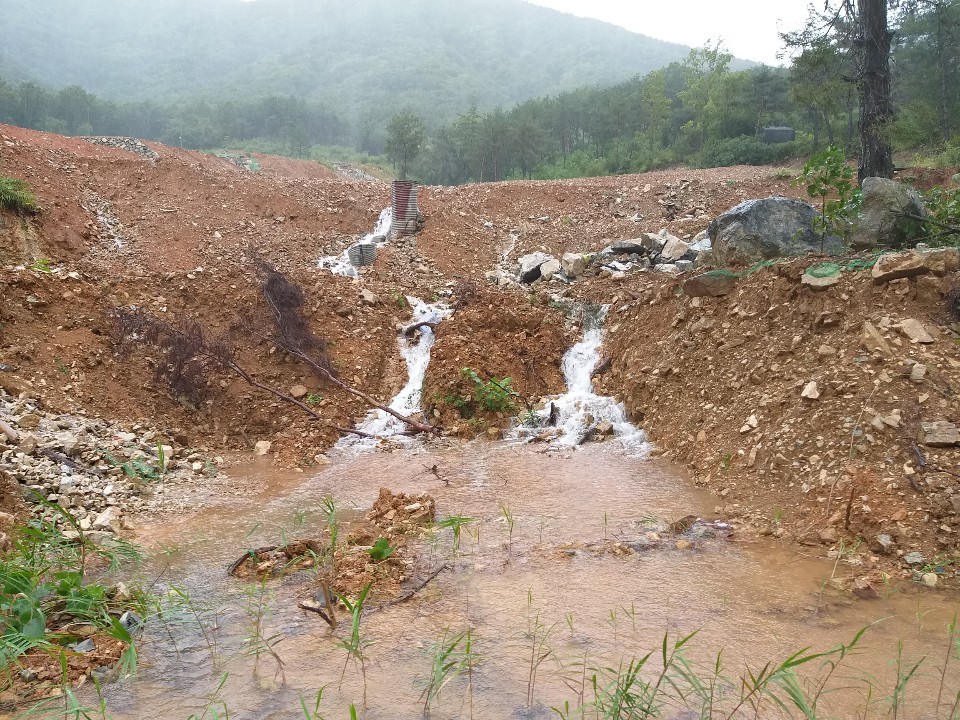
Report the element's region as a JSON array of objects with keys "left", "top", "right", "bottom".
[{"left": 762, "top": 127, "right": 796, "bottom": 143}]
